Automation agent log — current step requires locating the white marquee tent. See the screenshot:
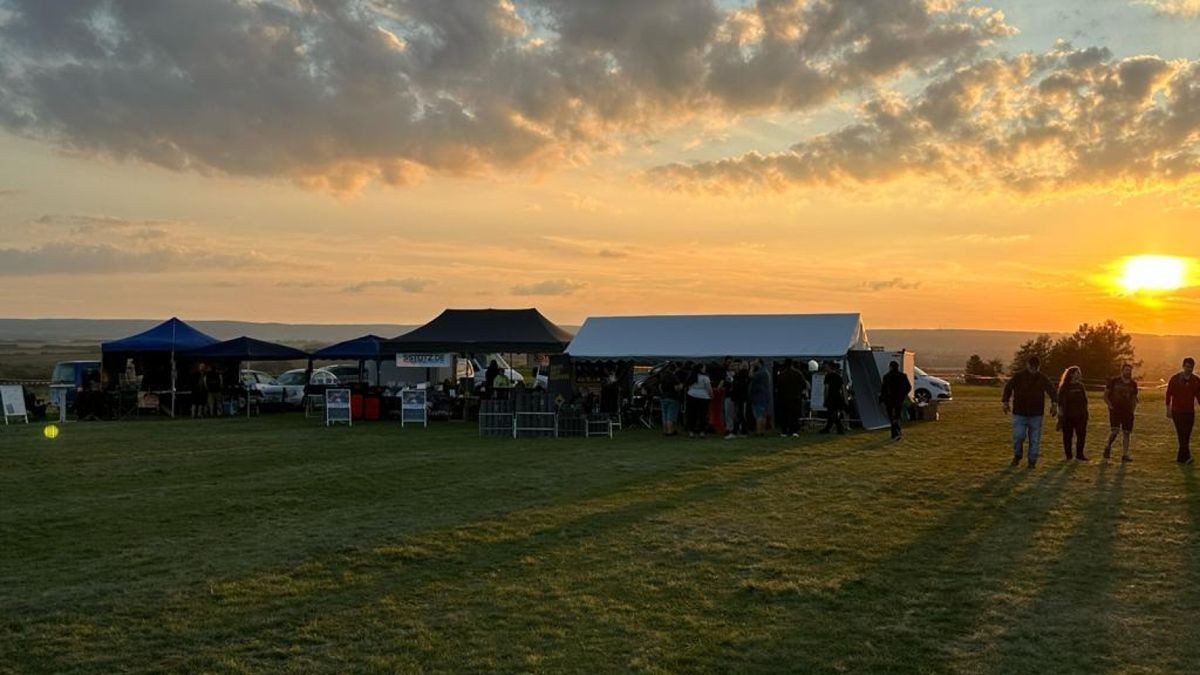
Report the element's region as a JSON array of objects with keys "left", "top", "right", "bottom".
[
  {"left": 566, "top": 313, "right": 890, "bottom": 431},
  {"left": 565, "top": 313, "right": 870, "bottom": 362}
]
